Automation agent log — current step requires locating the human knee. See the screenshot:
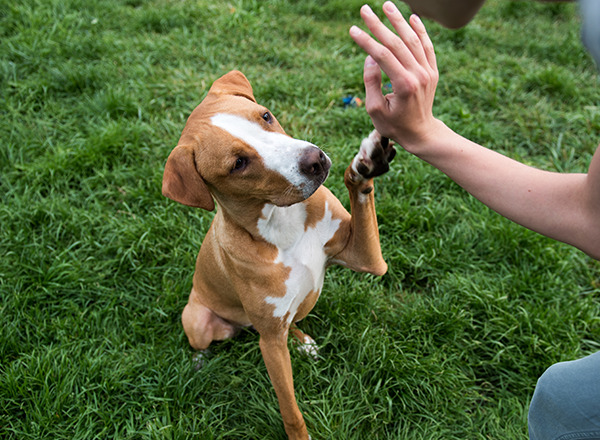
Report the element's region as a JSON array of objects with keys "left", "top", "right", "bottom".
[
  {"left": 528, "top": 363, "right": 570, "bottom": 439},
  {"left": 528, "top": 354, "right": 600, "bottom": 440},
  {"left": 530, "top": 362, "right": 566, "bottom": 407}
]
